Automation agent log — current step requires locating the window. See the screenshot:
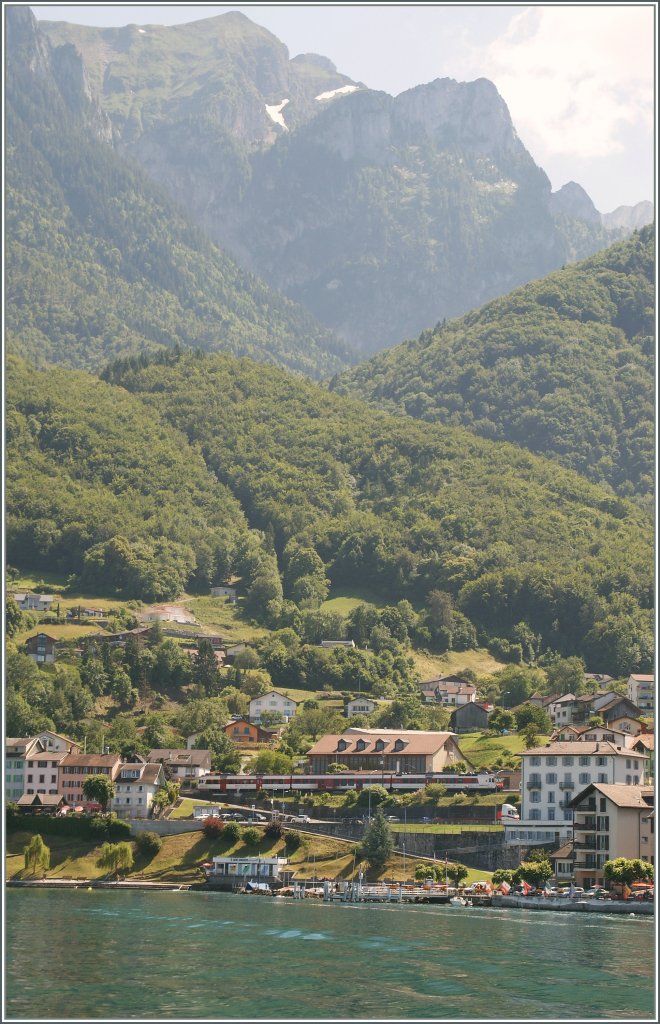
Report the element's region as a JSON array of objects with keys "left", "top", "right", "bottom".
[
  {"left": 547, "top": 808, "right": 555, "bottom": 821},
  {"left": 596, "top": 757, "right": 607, "bottom": 766},
  {"left": 564, "top": 811, "right": 573, "bottom": 821},
  {"left": 530, "top": 809, "right": 541, "bottom": 821},
  {"left": 597, "top": 773, "right": 607, "bottom": 783},
  {"left": 27, "top": 774, "right": 33, "bottom": 783},
  {"left": 633, "top": 776, "right": 639, "bottom": 784},
  {"left": 634, "top": 760, "right": 639, "bottom": 770},
  {"left": 529, "top": 756, "right": 541, "bottom": 766},
  {"left": 530, "top": 791, "right": 541, "bottom": 803},
  {"left": 546, "top": 773, "right": 557, "bottom": 784},
  {"left": 579, "top": 773, "right": 590, "bottom": 784},
  {"left": 579, "top": 756, "right": 591, "bottom": 766},
  {"left": 39, "top": 775, "right": 45, "bottom": 784},
  {"left": 38, "top": 761, "right": 47, "bottom": 768},
  {"left": 548, "top": 792, "right": 555, "bottom": 803},
  {"left": 599, "top": 798, "right": 606, "bottom": 812},
  {"left": 546, "top": 756, "right": 557, "bottom": 766},
  {"left": 562, "top": 756, "right": 574, "bottom": 766},
  {"left": 626, "top": 759, "right": 631, "bottom": 769}
]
